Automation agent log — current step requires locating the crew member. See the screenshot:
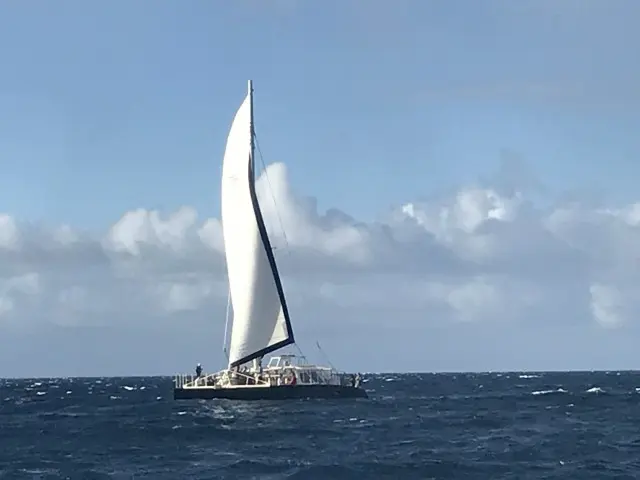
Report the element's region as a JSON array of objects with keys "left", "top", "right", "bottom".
[{"left": 195, "top": 363, "right": 203, "bottom": 377}]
